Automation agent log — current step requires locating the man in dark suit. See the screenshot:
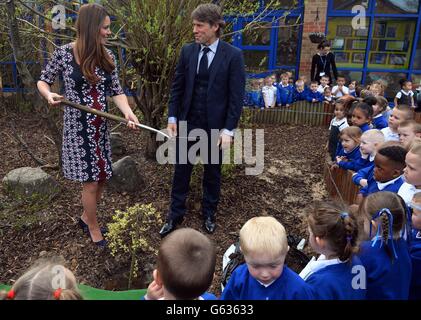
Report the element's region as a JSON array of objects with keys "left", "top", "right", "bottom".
[{"left": 159, "top": 3, "right": 245, "bottom": 237}]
